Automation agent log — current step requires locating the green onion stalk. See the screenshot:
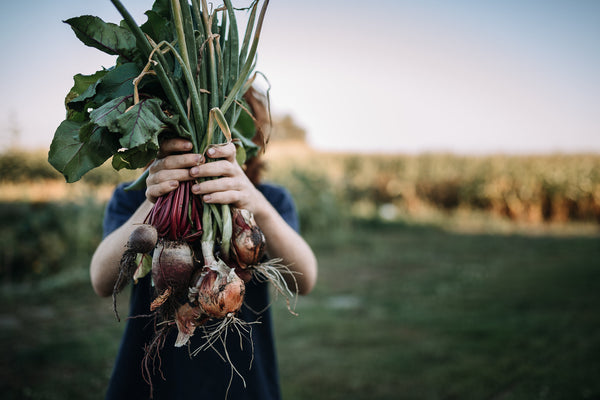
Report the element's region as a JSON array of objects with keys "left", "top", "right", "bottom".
[{"left": 111, "top": 0, "right": 269, "bottom": 266}]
